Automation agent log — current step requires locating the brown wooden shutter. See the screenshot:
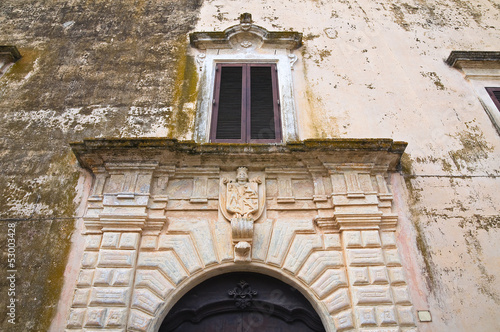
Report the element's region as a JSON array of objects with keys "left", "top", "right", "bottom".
[
  {"left": 211, "top": 63, "right": 281, "bottom": 143},
  {"left": 250, "top": 66, "right": 276, "bottom": 140},
  {"left": 214, "top": 65, "right": 243, "bottom": 140},
  {"left": 486, "top": 87, "right": 500, "bottom": 111}
]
